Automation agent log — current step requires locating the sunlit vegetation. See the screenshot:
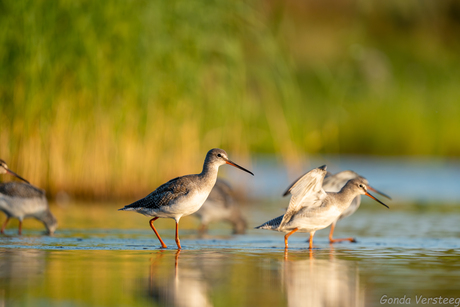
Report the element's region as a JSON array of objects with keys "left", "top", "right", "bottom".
[{"left": 1, "top": 0, "right": 459, "bottom": 198}]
